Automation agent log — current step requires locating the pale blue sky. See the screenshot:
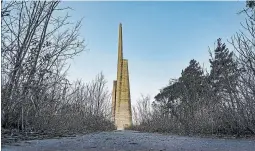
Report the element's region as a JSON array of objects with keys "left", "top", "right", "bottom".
[{"left": 59, "top": 1, "right": 246, "bottom": 104}]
